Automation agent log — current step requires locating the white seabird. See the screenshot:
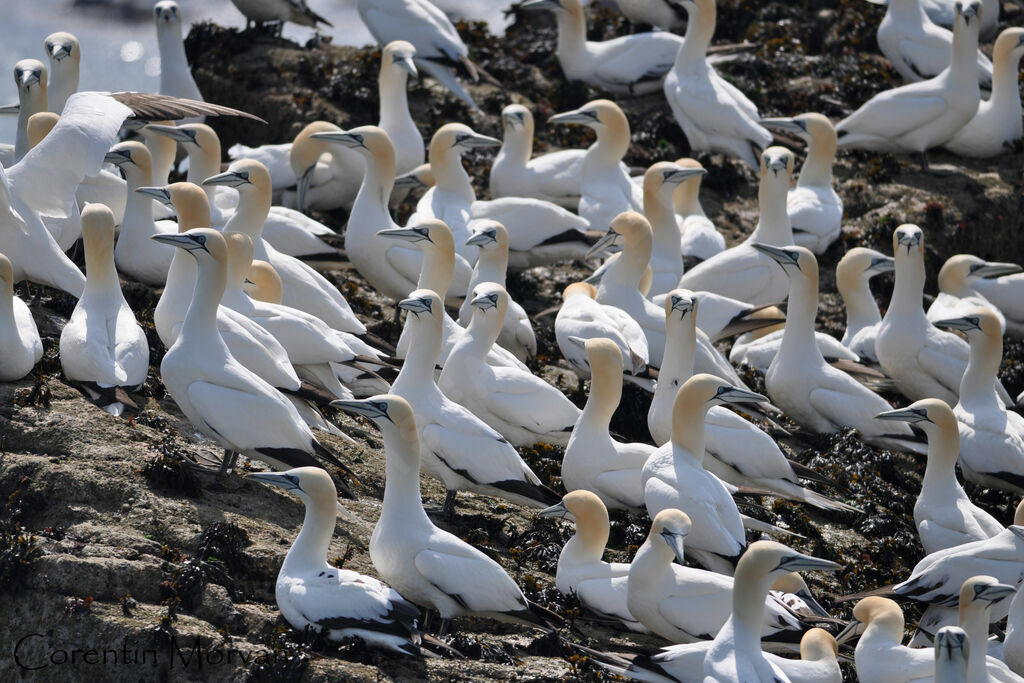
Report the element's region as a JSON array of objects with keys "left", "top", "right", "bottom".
[
  {"left": 458, "top": 222, "right": 537, "bottom": 362},
  {"left": 835, "top": 0, "right": 982, "bottom": 171},
  {"left": 43, "top": 32, "right": 80, "bottom": 114},
  {"left": 935, "top": 309, "right": 1024, "bottom": 495},
  {"left": 562, "top": 337, "right": 654, "bottom": 511},
  {"left": 4, "top": 59, "right": 47, "bottom": 163},
  {"left": 375, "top": 41, "right": 425, "bottom": 177},
  {"left": 335, "top": 395, "right": 557, "bottom": 634},
  {"left": 390, "top": 288, "right": 559, "bottom": 516},
  {"left": 642, "top": 161, "right": 707, "bottom": 298},
  {"left": 228, "top": 0, "right": 331, "bottom": 29},
  {"left": 935, "top": 626, "right": 970, "bottom": 683},
  {"left": 877, "top": 399, "right": 1003, "bottom": 553},
  {"left": 728, "top": 319, "right": 859, "bottom": 374},
  {"left": 519, "top": 0, "right": 683, "bottom": 95},
  {"left": 946, "top": 27, "right": 1024, "bottom": 158},
  {"left": 489, "top": 104, "right": 585, "bottom": 209},
  {"left": 760, "top": 114, "right": 843, "bottom": 256},
  {"left": 247, "top": 467, "right": 425, "bottom": 655},
  {"left": 59, "top": 204, "right": 148, "bottom": 416},
  {"left": 355, "top": 0, "right": 497, "bottom": 110},
  {"left": 282, "top": 121, "right": 363, "bottom": 213},
  {"left": 838, "top": 597, "right": 937, "bottom": 682},
  {"left": 920, "top": 0, "right": 999, "bottom": 38},
  {"left": 875, "top": 0, "right": 992, "bottom": 86},
  {"left": 876, "top": 224, "right": 1013, "bottom": 407},
  {"left": 135, "top": 119, "right": 178, "bottom": 187},
  {"left": 104, "top": 142, "right": 177, "bottom": 285},
  {"left": 756, "top": 243, "right": 925, "bottom": 452},
  {"left": 538, "top": 491, "right": 647, "bottom": 632},
  {"left": 664, "top": 0, "right": 771, "bottom": 167},
  {"left": 627, "top": 510, "right": 806, "bottom": 645},
  {"left": 549, "top": 100, "right": 643, "bottom": 230},
  {"left": 154, "top": 1, "right": 205, "bottom": 107},
  {"left": 955, "top": 576, "right": 1021, "bottom": 682},
  {"left": 438, "top": 283, "right": 581, "bottom": 447},
  {"left": 677, "top": 147, "right": 796, "bottom": 306},
  {"left": 927, "top": 254, "right": 1021, "bottom": 334},
  {"left": 837, "top": 247, "right": 895, "bottom": 363},
  {"left": 672, "top": 158, "right": 725, "bottom": 265},
  {"left": 642, "top": 373, "right": 767, "bottom": 574},
  {"left": 554, "top": 282, "right": 649, "bottom": 379},
  {"left": 0, "top": 252, "right": 42, "bottom": 382},
  {"left": 155, "top": 227, "right": 356, "bottom": 487}
]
